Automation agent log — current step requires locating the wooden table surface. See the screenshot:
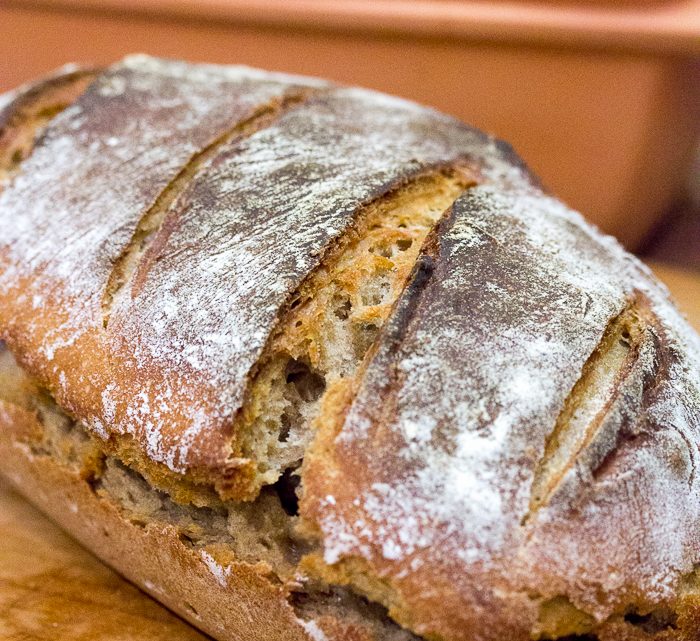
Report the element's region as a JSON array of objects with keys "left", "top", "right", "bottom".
[
  {"left": 0, "top": 478, "right": 209, "bottom": 641},
  {"left": 1, "top": 261, "right": 699, "bottom": 641}
]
